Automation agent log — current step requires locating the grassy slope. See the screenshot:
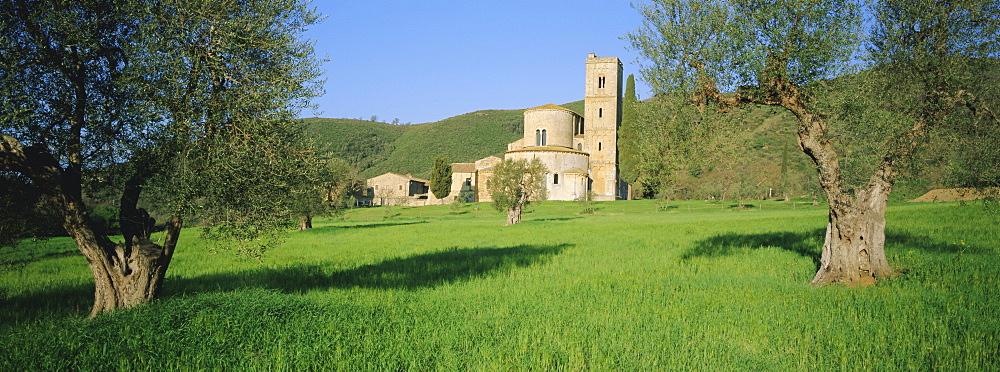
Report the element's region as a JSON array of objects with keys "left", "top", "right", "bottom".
[
  {"left": 369, "top": 109, "right": 523, "bottom": 178},
  {"left": 300, "top": 118, "right": 407, "bottom": 174},
  {"left": 2, "top": 201, "right": 998, "bottom": 370},
  {"left": 304, "top": 102, "right": 582, "bottom": 179}
]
